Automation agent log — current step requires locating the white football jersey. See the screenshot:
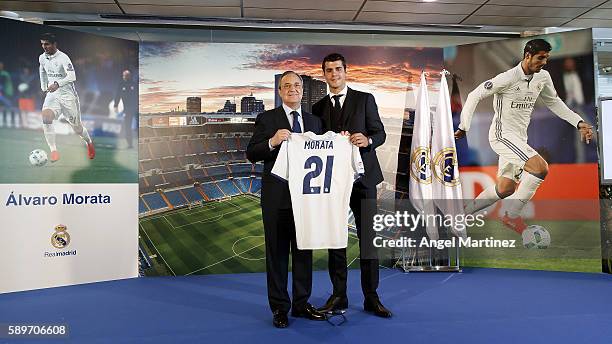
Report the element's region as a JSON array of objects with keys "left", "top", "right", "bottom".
[
  {"left": 272, "top": 131, "right": 364, "bottom": 250},
  {"left": 39, "top": 49, "right": 77, "bottom": 95},
  {"left": 459, "top": 63, "right": 583, "bottom": 141}
]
